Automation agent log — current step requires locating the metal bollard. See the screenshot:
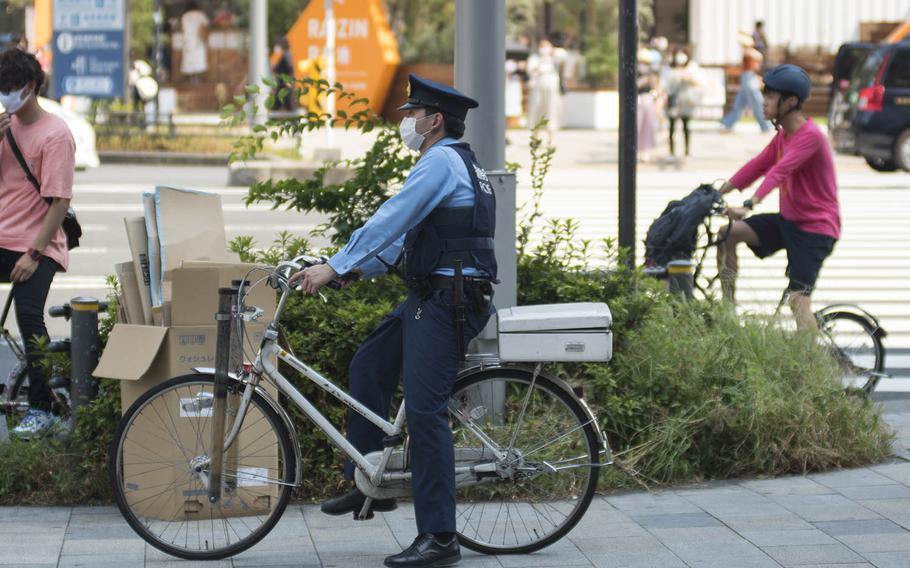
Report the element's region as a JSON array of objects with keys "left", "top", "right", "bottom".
[
  {"left": 70, "top": 296, "right": 103, "bottom": 417},
  {"left": 208, "top": 286, "right": 236, "bottom": 504},
  {"left": 666, "top": 260, "right": 695, "bottom": 301}
]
